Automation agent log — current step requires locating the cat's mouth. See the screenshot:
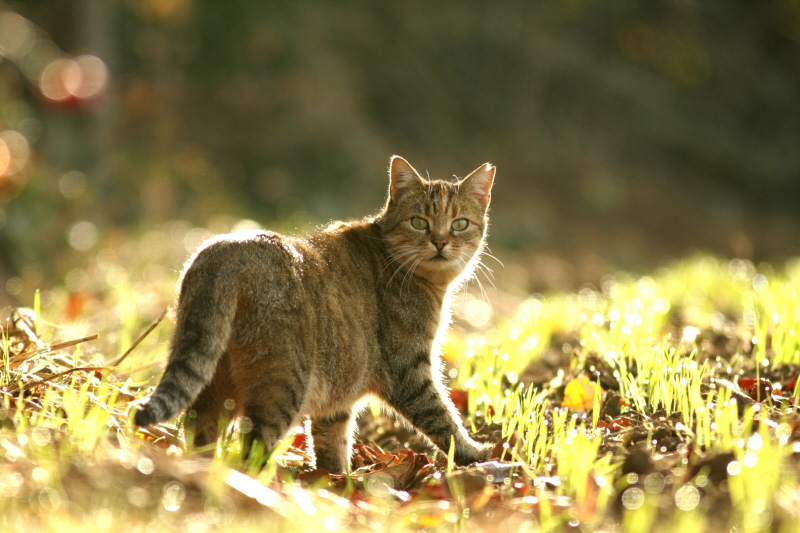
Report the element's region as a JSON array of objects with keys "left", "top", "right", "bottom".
[{"left": 429, "top": 252, "right": 449, "bottom": 262}]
